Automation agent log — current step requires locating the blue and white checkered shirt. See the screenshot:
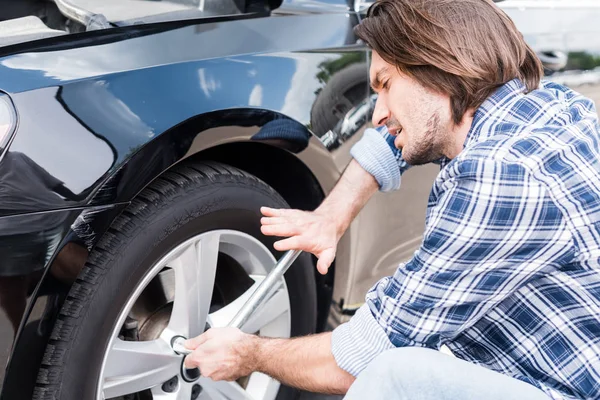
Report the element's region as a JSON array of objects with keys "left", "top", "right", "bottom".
[{"left": 332, "top": 78, "right": 600, "bottom": 400}]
